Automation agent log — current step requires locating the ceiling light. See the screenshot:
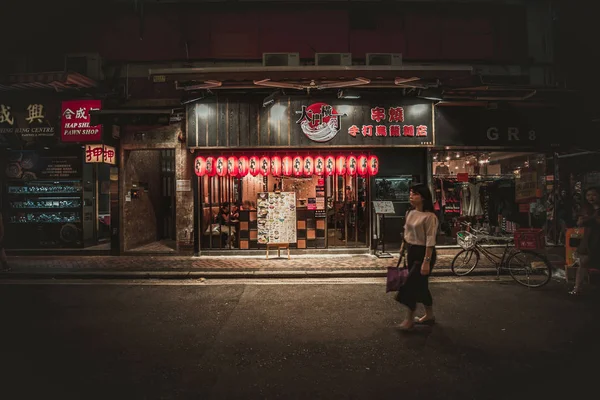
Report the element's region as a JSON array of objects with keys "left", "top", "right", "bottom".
[
  {"left": 180, "top": 92, "right": 204, "bottom": 105},
  {"left": 337, "top": 89, "right": 361, "bottom": 99},
  {"left": 262, "top": 90, "right": 281, "bottom": 108}
]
